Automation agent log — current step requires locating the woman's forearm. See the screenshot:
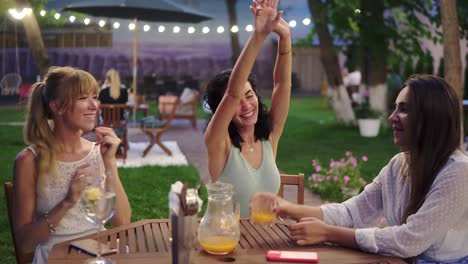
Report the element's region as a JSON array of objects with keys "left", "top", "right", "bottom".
[
  {"left": 326, "top": 225, "right": 359, "bottom": 249},
  {"left": 16, "top": 199, "right": 74, "bottom": 253},
  {"left": 286, "top": 204, "right": 324, "bottom": 222}
]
